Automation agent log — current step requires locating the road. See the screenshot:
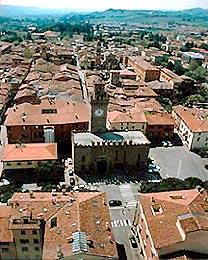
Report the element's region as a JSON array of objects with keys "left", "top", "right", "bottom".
[
  {"left": 74, "top": 49, "right": 89, "bottom": 103},
  {"left": 149, "top": 146, "right": 208, "bottom": 180},
  {"left": 99, "top": 183, "right": 143, "bottom": 260},
  {"left": 0, "top": 126, "right": 8, "bottom": 178}
]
